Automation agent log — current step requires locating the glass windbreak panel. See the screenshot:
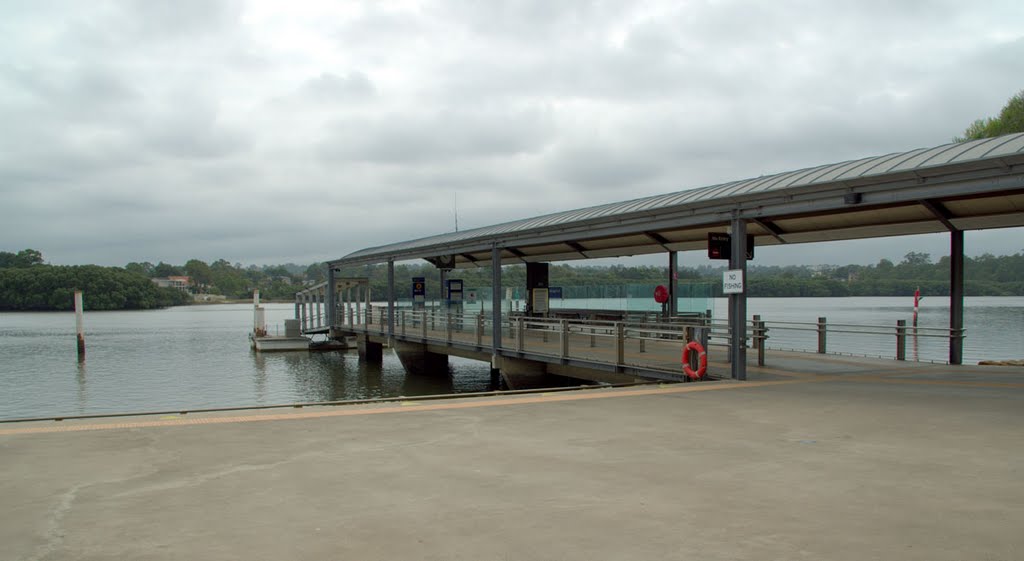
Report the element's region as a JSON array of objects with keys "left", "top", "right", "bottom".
[{"left": 505, "top": 282, "right": 714, "bottom": 317}]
